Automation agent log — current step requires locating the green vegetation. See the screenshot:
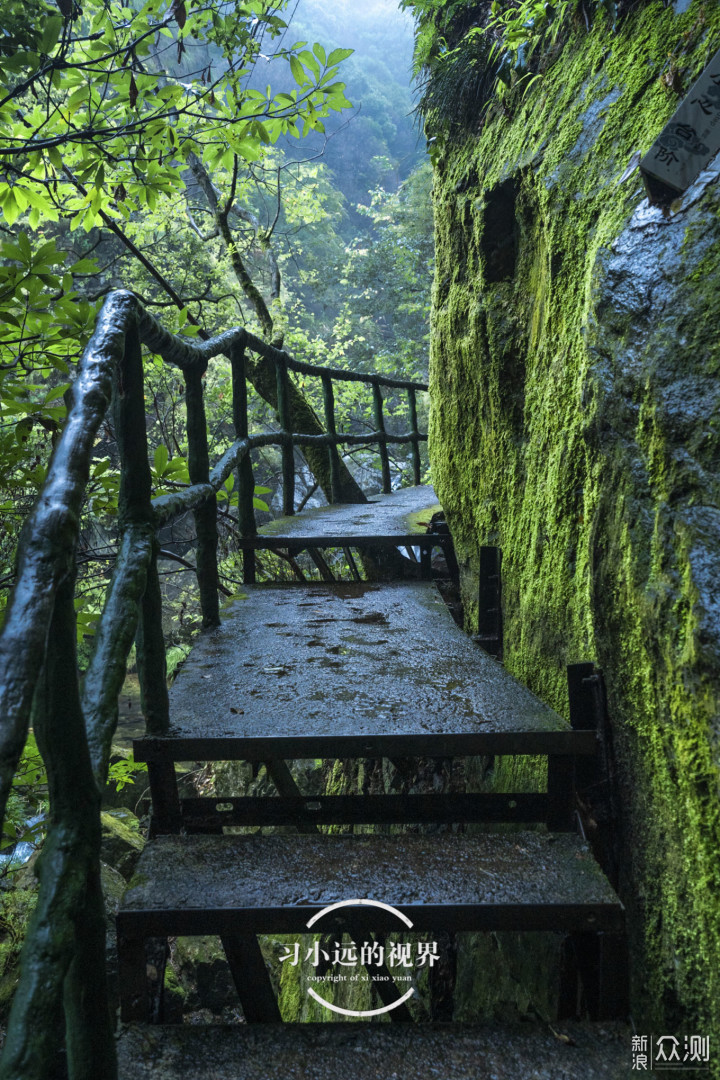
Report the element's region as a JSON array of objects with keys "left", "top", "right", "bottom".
[
  {"left": 0, "top": 0, "right": 433, "bottom": 633},
  {"left": 0, "top": 0, "right": 433, "bottom": 1068}
]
